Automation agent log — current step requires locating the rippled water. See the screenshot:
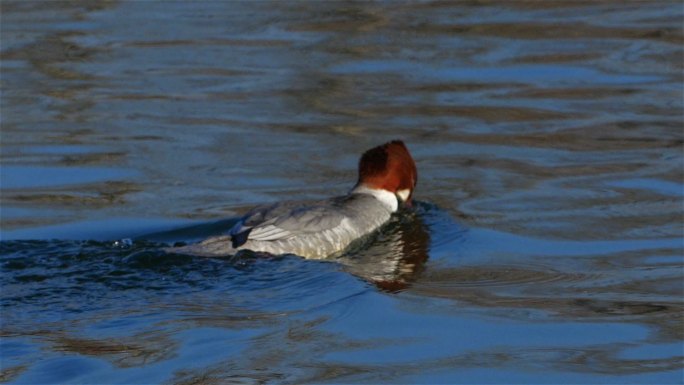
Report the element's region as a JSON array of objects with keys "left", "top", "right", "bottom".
[{"left": 1, "top": 1, "right": 683, "bottom": 384}]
